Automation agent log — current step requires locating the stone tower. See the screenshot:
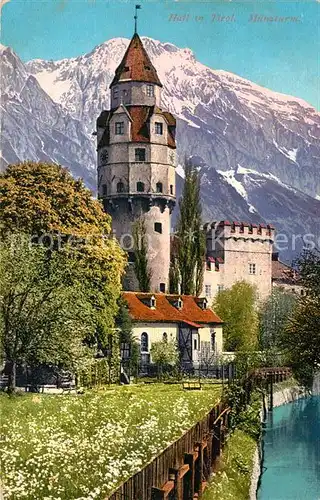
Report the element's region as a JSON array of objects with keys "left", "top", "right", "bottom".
[{"left": 96, "top": 33, "right": 176, "bottom": 293}]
